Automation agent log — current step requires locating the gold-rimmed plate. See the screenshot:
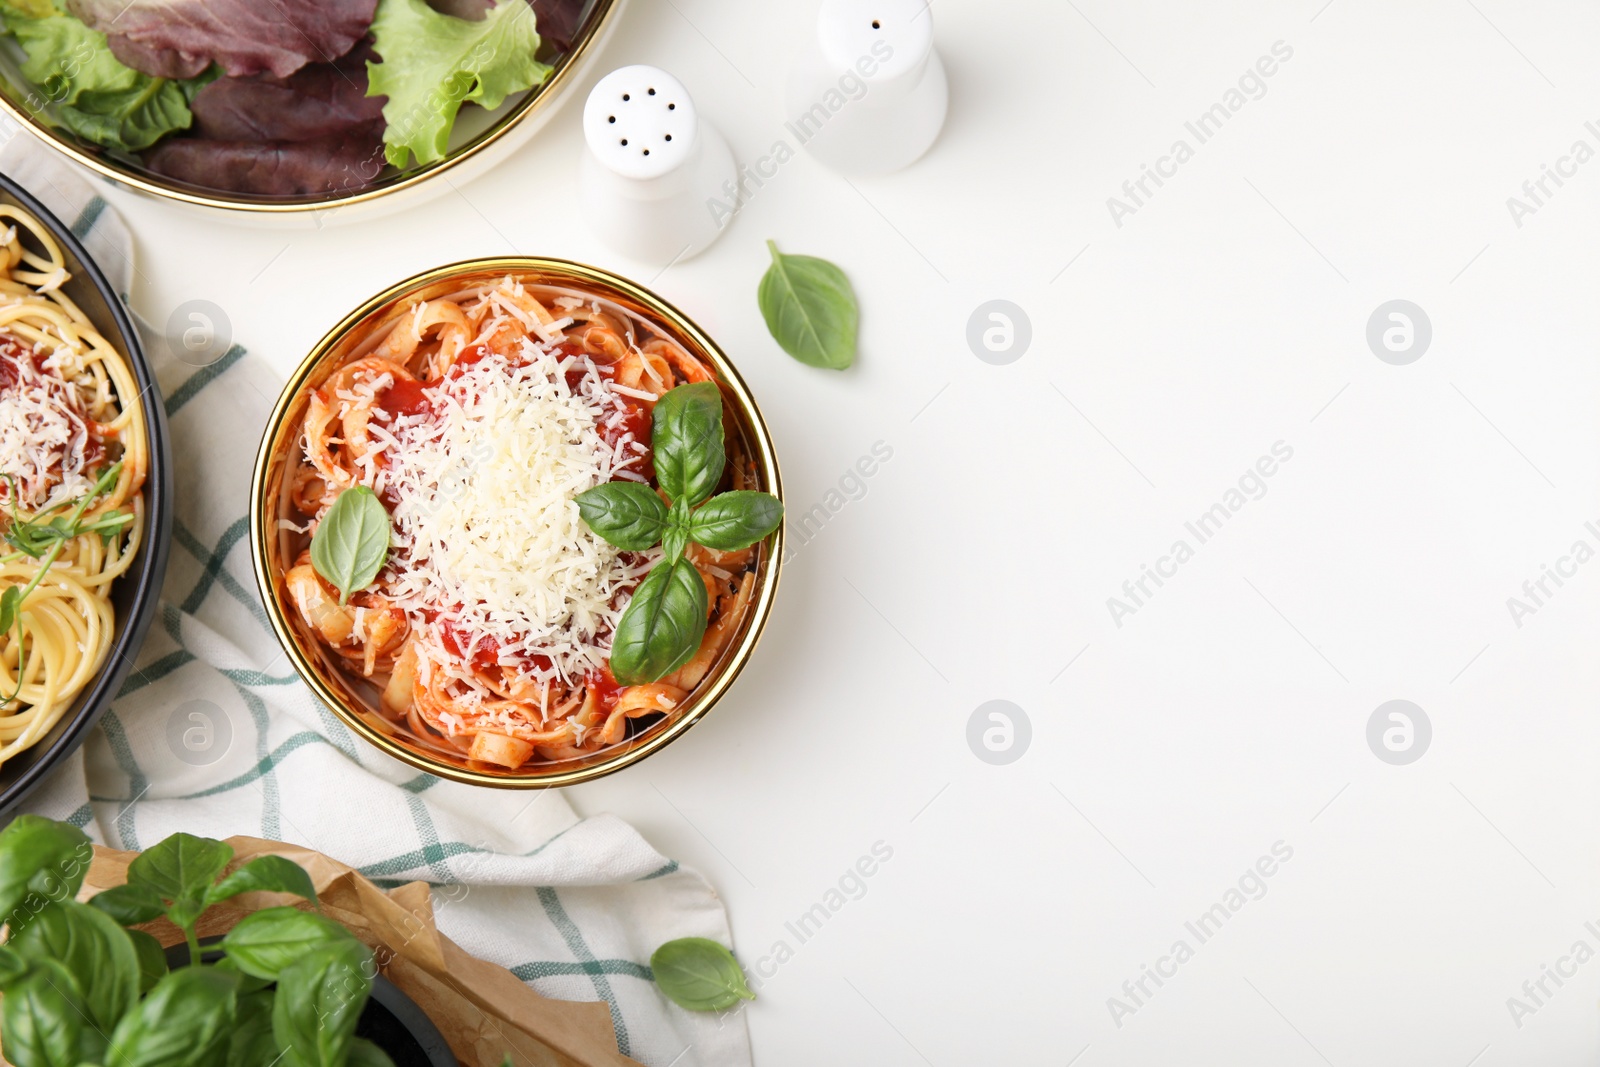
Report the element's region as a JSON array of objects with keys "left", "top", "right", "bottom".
[
  {"left": 251, "top": 258, "right": 783, "bottom": 787},
  {"left": 0, "top": 0, "right": 624, "bottom": 222}
]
